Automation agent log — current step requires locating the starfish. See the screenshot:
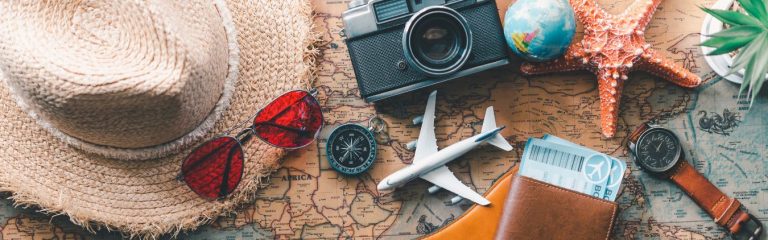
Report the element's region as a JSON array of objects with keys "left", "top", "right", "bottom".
[{"left": 521, "top": 0, "right": 702, "bottom": 138}]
